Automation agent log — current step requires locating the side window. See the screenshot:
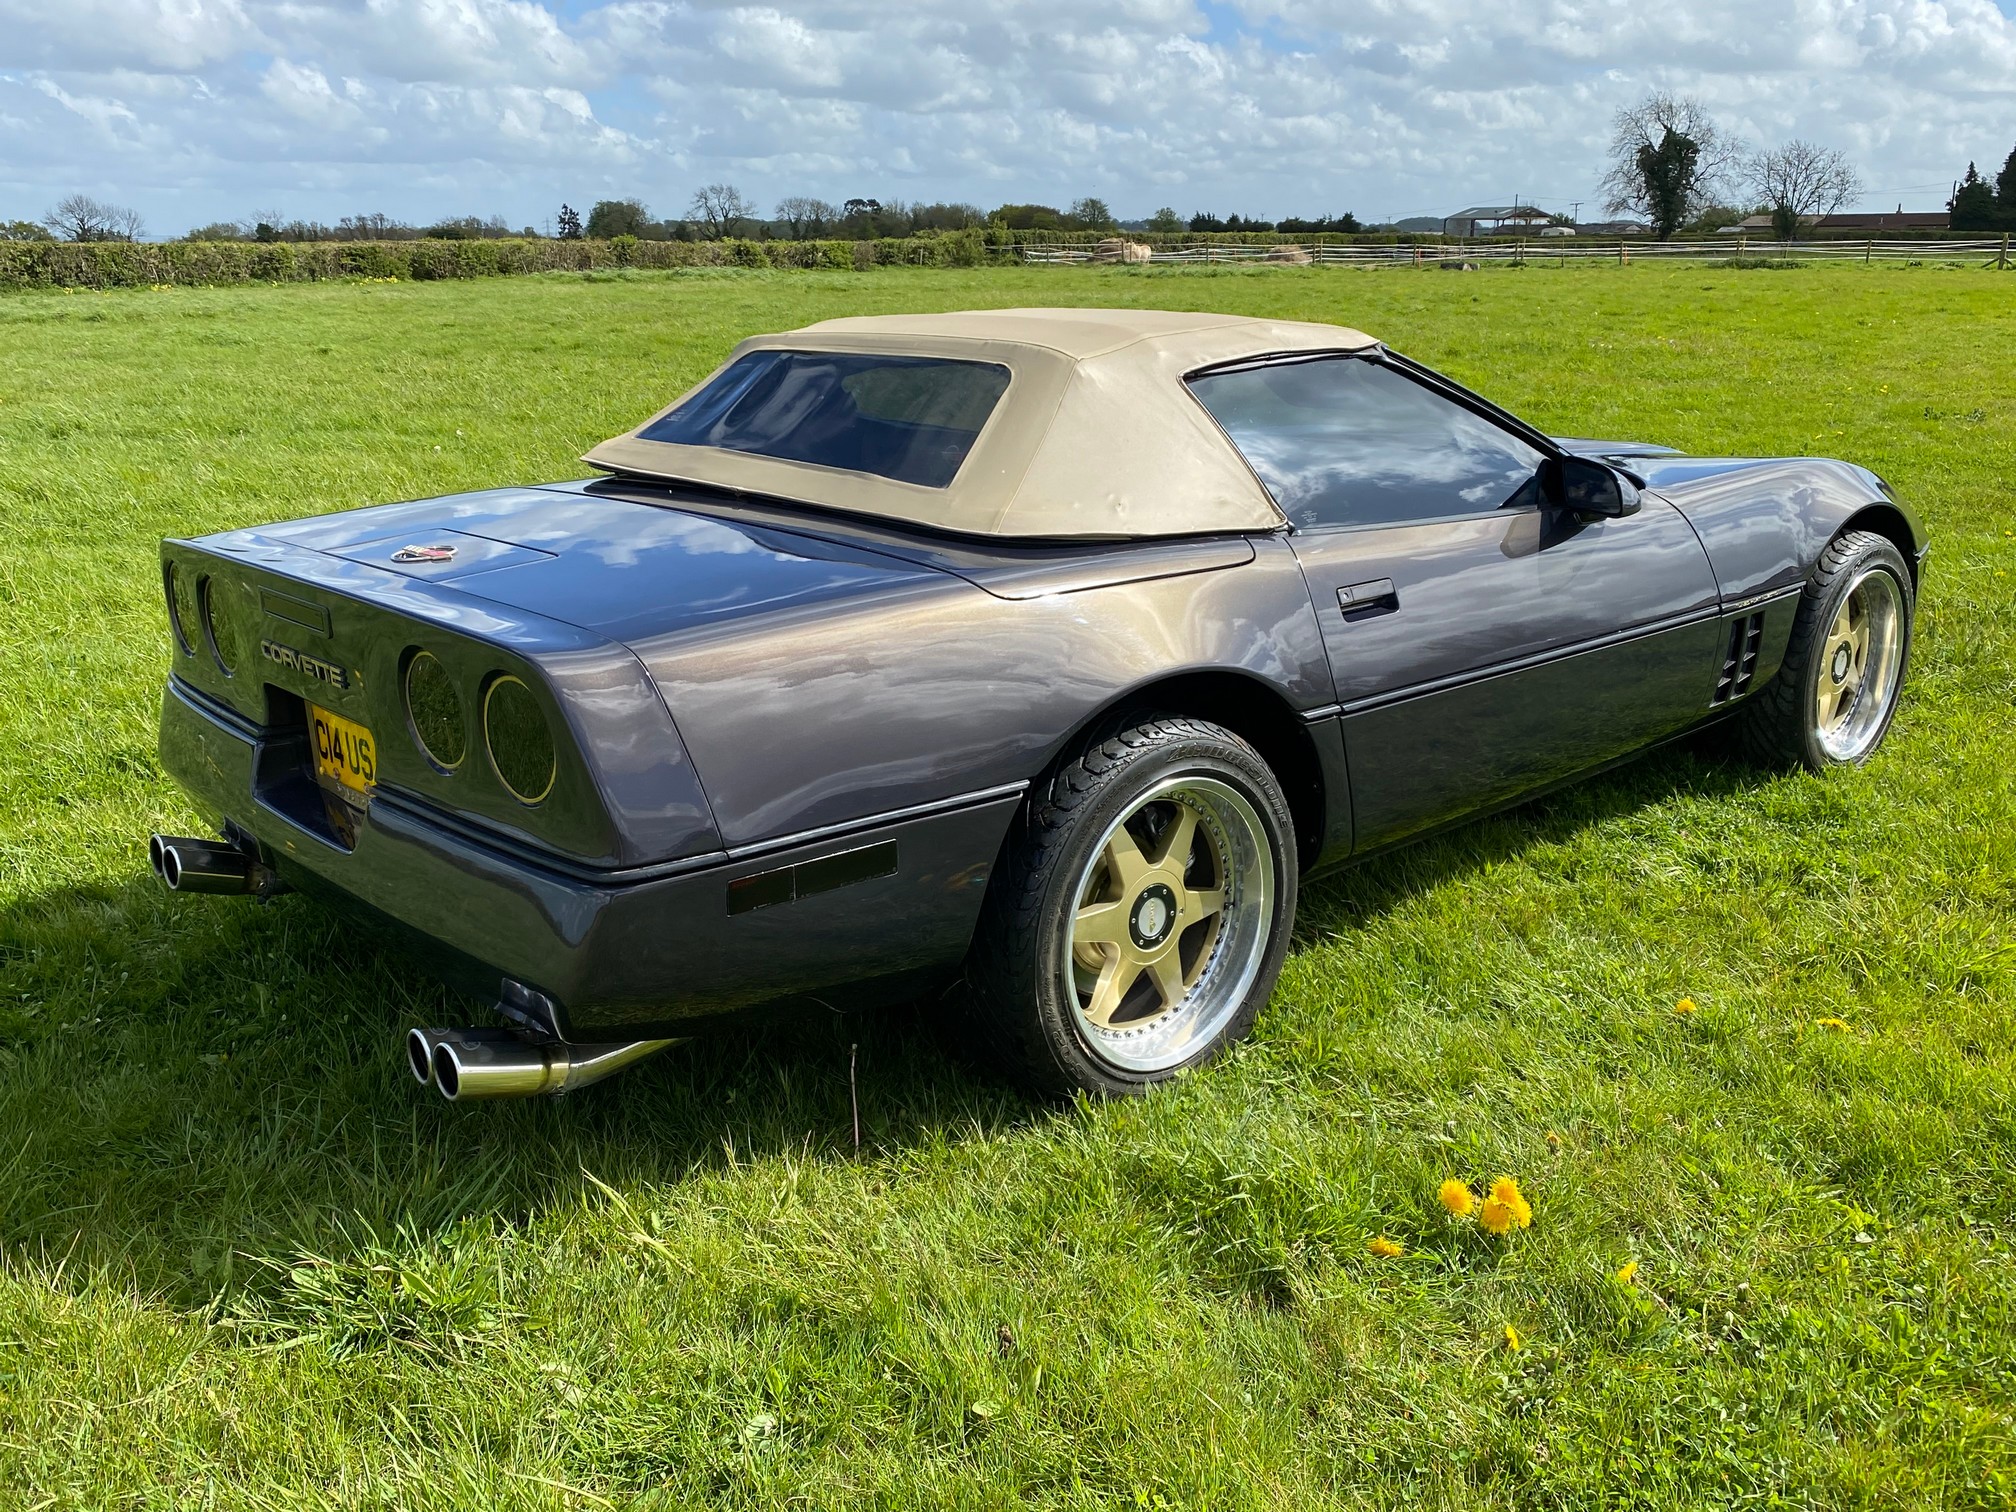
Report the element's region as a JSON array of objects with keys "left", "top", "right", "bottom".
[{"left": 1187, "top": 356, "right": 1546, "bottom": 529}]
